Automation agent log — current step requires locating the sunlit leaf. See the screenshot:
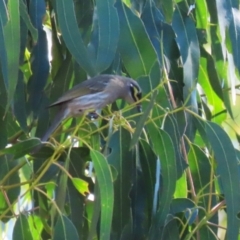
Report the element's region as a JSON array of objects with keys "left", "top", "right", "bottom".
[{"left": 71, "top": 177, "right": 89, "bottom": 196}]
